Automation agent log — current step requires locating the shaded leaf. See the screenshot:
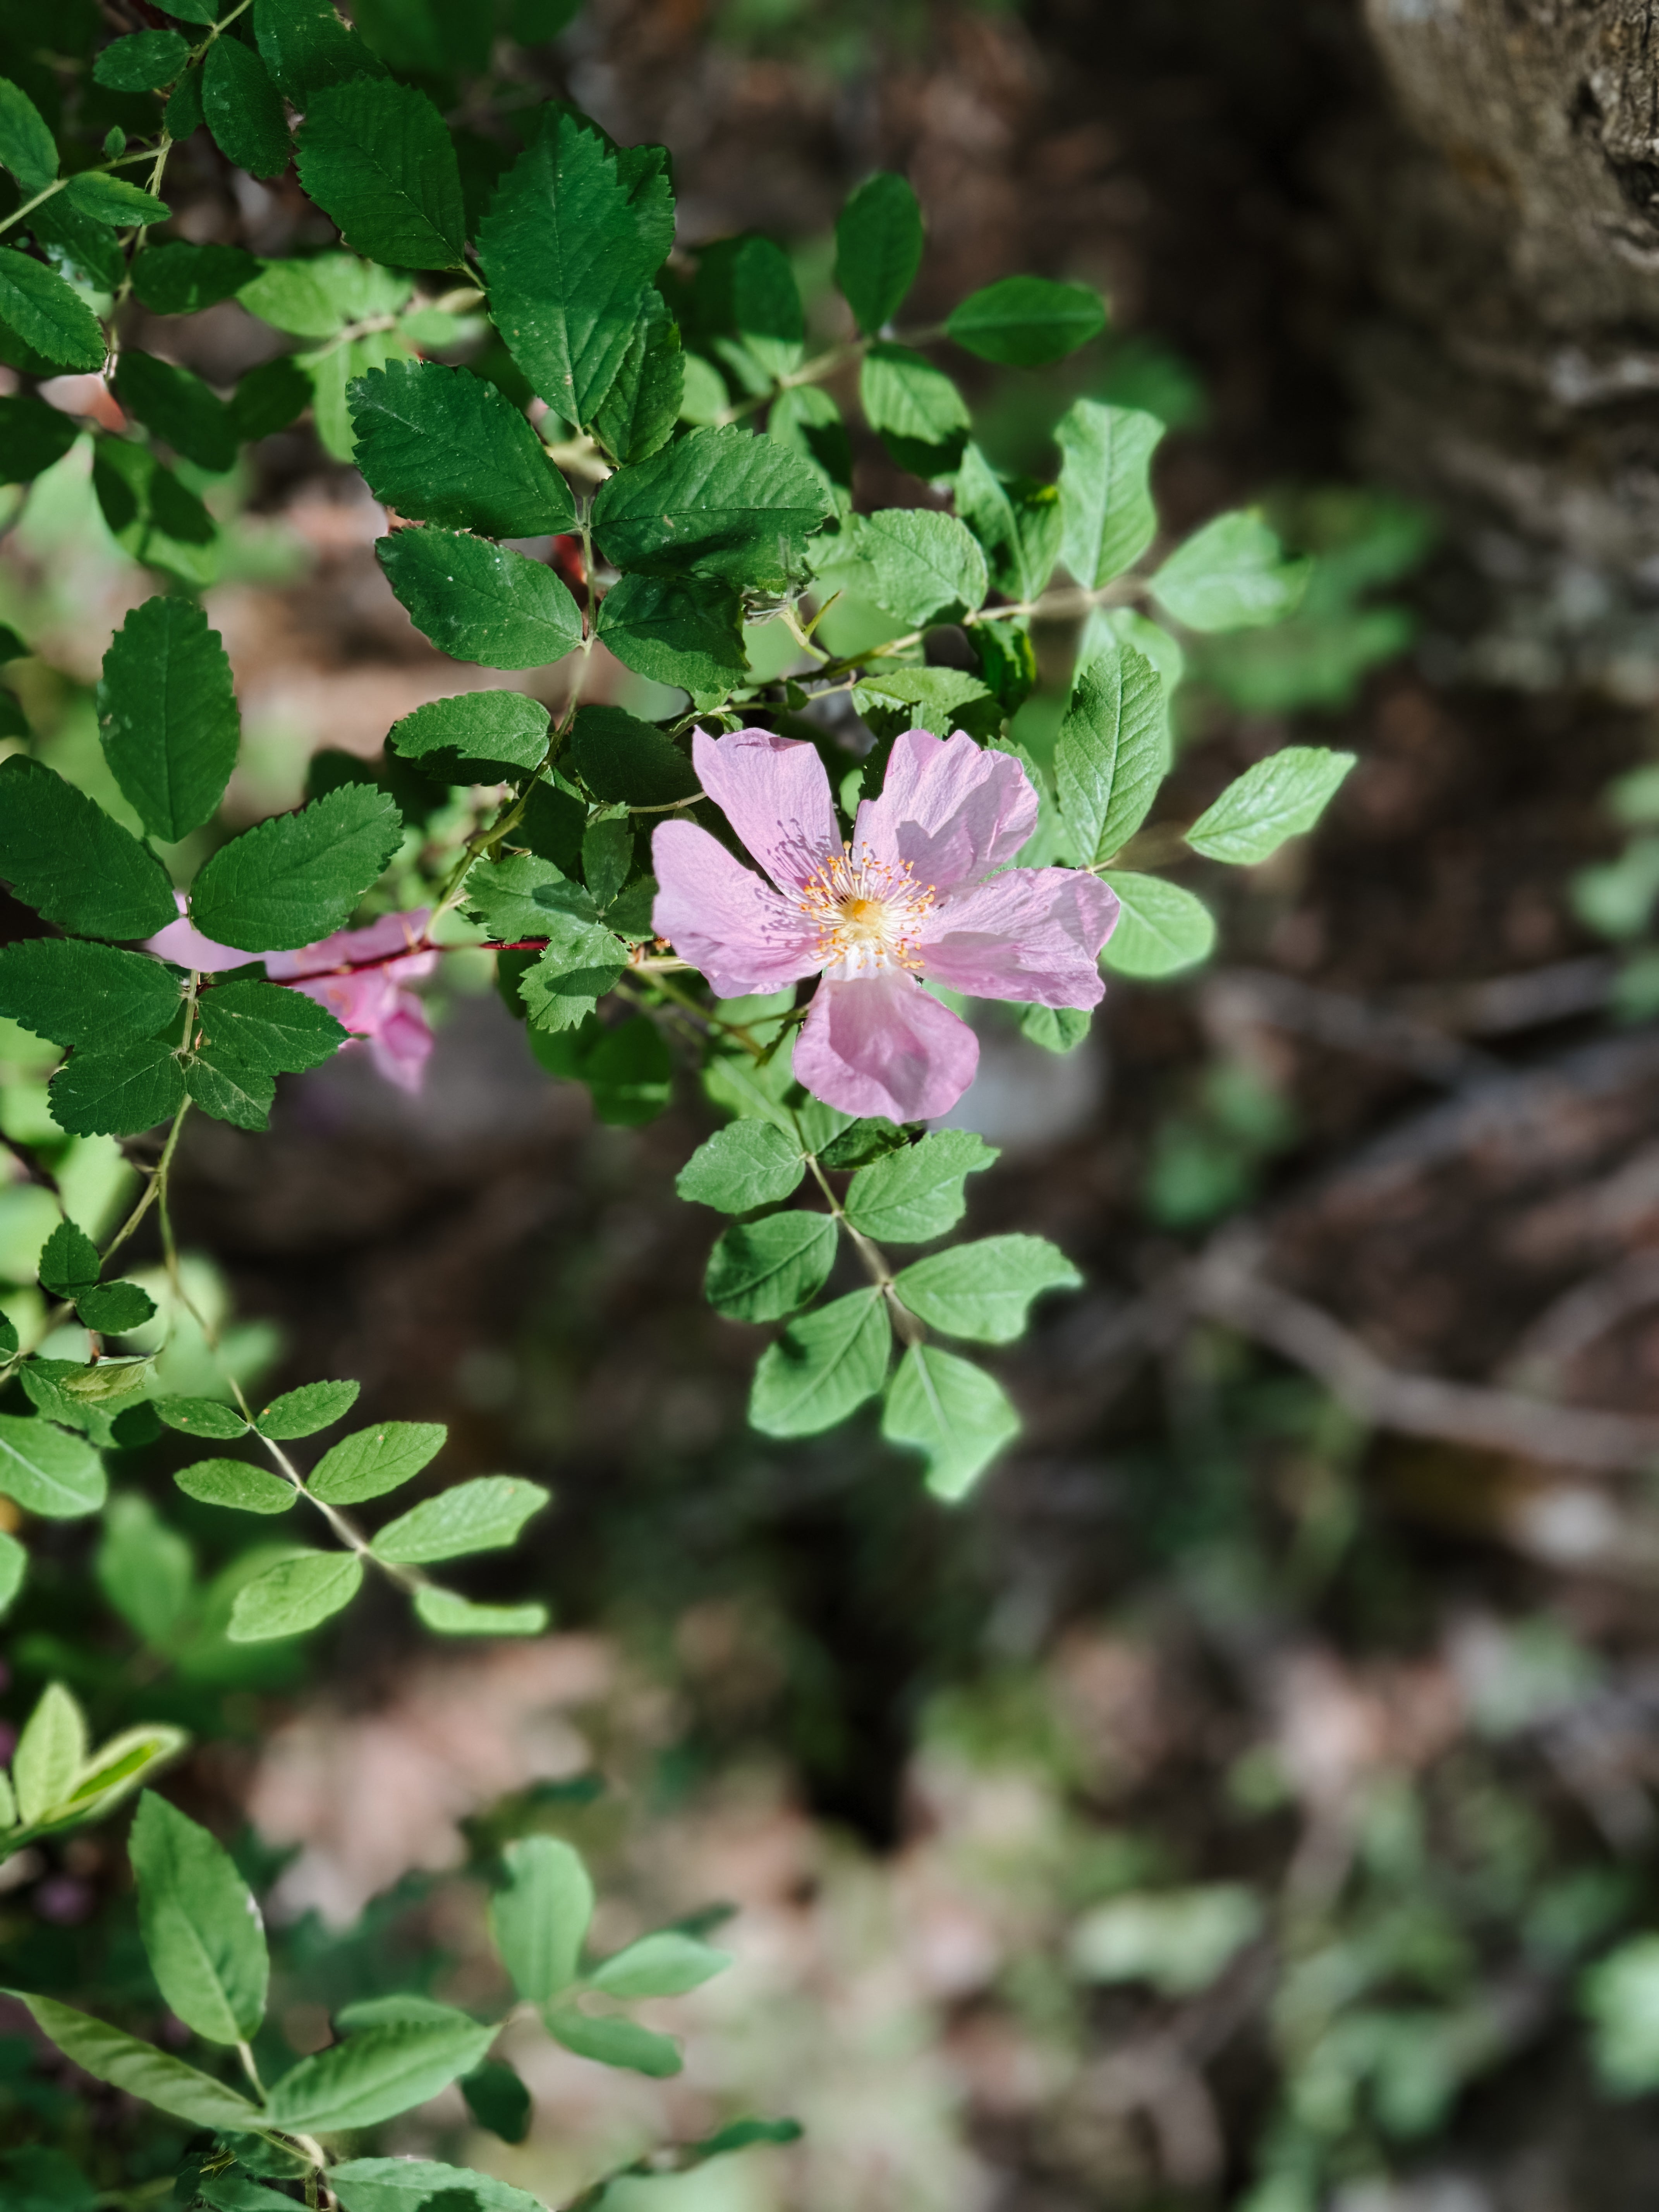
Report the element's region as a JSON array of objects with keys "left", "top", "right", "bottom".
[
  {"left": 881, "top": 1343, "right": 1020, "bottom": 1500},
  {"left": 569, "top": 704, "right": 698, "bottom": 806},
  {"left": 97, "top": 596, "right": 239, "bottom": 842},
  {"left": 859, "top": 341, "right": 969, "bottom": 476},
  {"left": 595, "top": 571, "right": 747, "bottom": 696},
  {"left": 705, "top": 1211, "right": 837, "bottom": 1322},
  {"left": 0, "top": 938, "right": 179, "bottom": 1049},
  {"left": 350, "top": 359, "right": 574, "bottom": 536},
  {"left": 201, "top": 34, "right": 291, "bottom": 180},
  {"left": 0, "top": 248, "right": 104, "bottom": 372},
  {"left": 947, "top": 274, "right": 1106, "bottom": 366},
  {"left": 591, "top": 424, "right": 830, "bottom": 592},
  {"left": 227, "top": 1550, "right": 364, "bottom": 1640},
  {"left": 296, "top": 78, "right": 465, "bottom": 269},
  {"left": 893, "top": 1233, "right": 1081, "bottom": 1343},
  {"left": 833, "top": 172, "right": 923, "bottom": 335},
  {"left": 749, "top": 1289, "right": 891, "bottom": 1437}
]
